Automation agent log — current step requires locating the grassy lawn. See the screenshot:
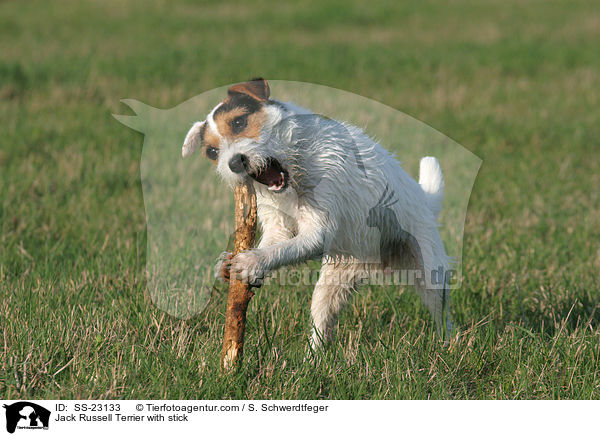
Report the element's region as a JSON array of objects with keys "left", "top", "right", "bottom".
[{"left": 1, "top": 0, "right": 599, "bottom": 399}]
